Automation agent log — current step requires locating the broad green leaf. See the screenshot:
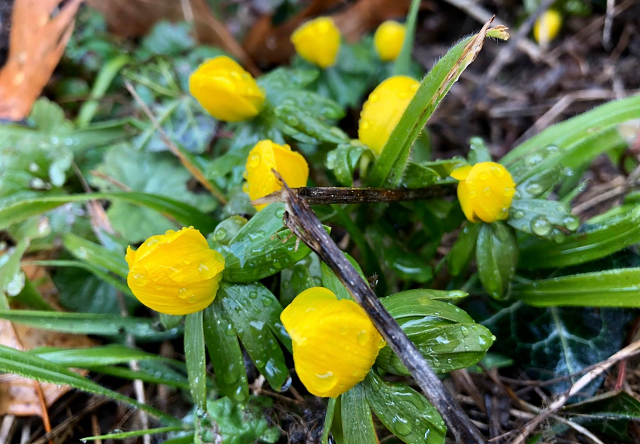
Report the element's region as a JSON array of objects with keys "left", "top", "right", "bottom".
[
  {"left": 401, "top": 163, "right": 440, "bottom": 188},
  {"left": 274, "top": 103, "right": 349, "bottom": 145},
  {"left": 476, "top": 221, "right": 518, "bottom": 299},
  {"left": 211, "top": 215, "right": 248, "bottom": 246},
  {"left": 280, "top": 260, "right": 319, "bottom": 307},
  {"left": 508, "top": 198, "right": 578, "bottom": 240},
  {"left": 63, "top": 232, "right": 128, "bottom": 278},
  {"left": 0, "top": 310, "right": 182, "bottom": 341},
  {"left": 91, "top": 145, "right": 217, "bottom": 242},
  {"left": 341, "top": 383, "right": 377, "bottom": 443},
  {"left": 377, "top": 290, "right": 492, "bottom": 374},
  {"left": 204, "top": 301, "right": 249, "bottom": 403},
  {"left": 0, "top": 192, "right": 216, "bottom": 233},
  {"left": 160, "top": 313, "right": 183, "bottom": 330},
  {"left": 519, "top": 206, "right": 640, "bottom": 269},
  {"left": 217, "top": 282, "right": 290, "bottom": 390},
  {"left": 364, "top": 371, "right": 446, "bottom": 444},
  {"left": 467, "top": 137, "right": 492, "bottom": 164},
  {"left": 512, "top": 268, "right": 640, "bottom": 307},
  {"left": 185, "top": 311, "right": 207, "bottom": 411},
  {"left": 141, "top": 22, "right": 195, "bottom": 56},
  {"left": 502, "top": 95, "right": 640, "bottom": 181},
  {"left": 221, "top": 203, "right": 318, "bottom": 282},
  {"left": 321, "top": 253, "right": 365, "bottom": 301},
  {"left": 83, "top": 426, "right": 188, "bottom": 442},
  {"left": 448, "top": 222, "right": 480, "bottom": 277},
  {"left": 367, "top": 24, "right": 509, "bottom": 188},
  {"left": 268, "top": 89, "right": 344, "bottom": 120},
  {"left": 258, "top": 67, "right": 319, "bottom": 93},
  {"left": 326, "top": 142, "right": 371, "bottom": 187},
  {"left": 0, "top": 344, "right": 178, "bottom": 424}
]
